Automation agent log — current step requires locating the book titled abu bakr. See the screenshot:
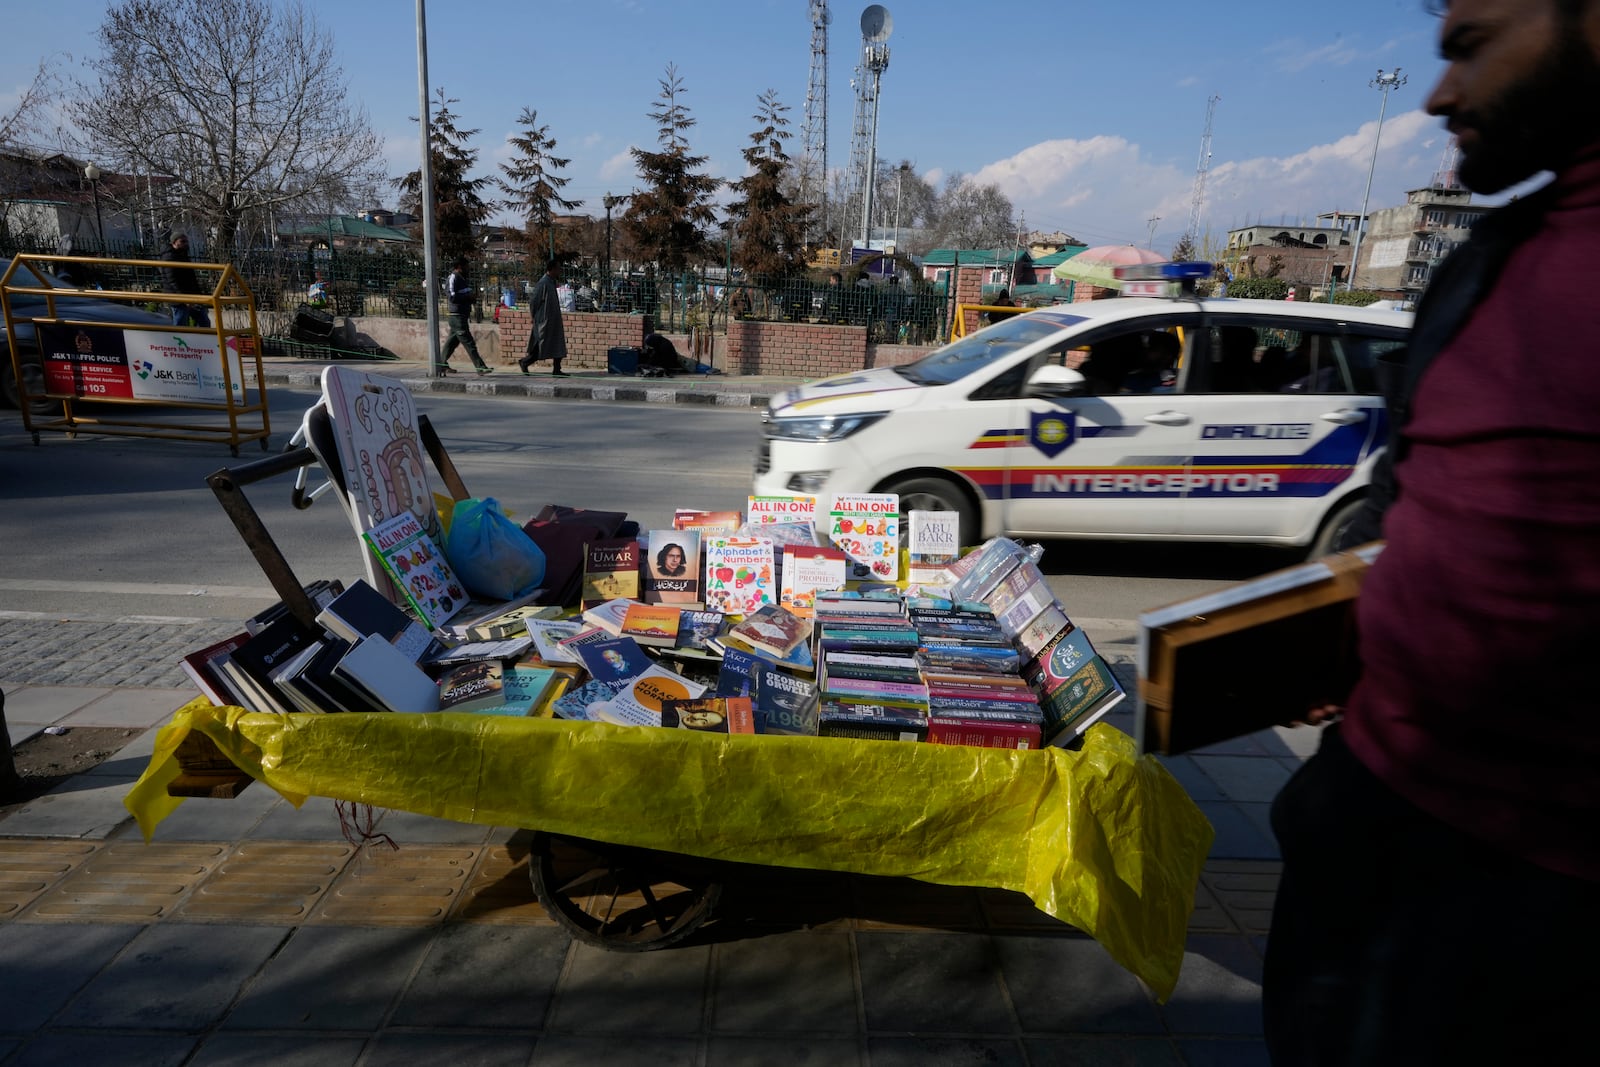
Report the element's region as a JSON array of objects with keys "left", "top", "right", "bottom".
[{"left": 907, "top": 509, "right": 962, "bottom": 586}]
